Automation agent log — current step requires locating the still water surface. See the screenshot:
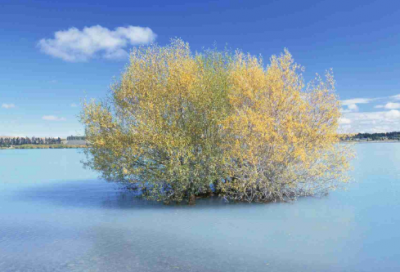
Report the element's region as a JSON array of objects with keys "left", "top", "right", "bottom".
[{"left": 1, "top": 144, "right": 400, "bottom": 272}]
